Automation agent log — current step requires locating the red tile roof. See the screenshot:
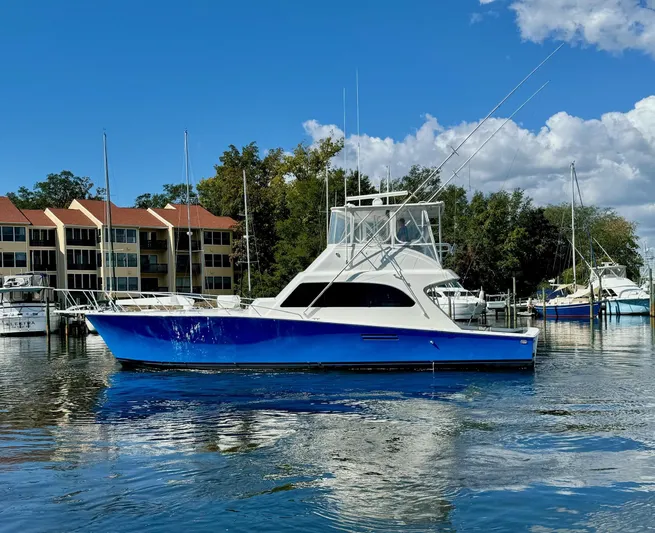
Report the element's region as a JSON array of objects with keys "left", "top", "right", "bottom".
[
  {"left": 21, "top": 209, "right": 56, "bottom": 227},
  {"left": 47, "top": 208, "right": 96, "bottom": 226},
  {"left": 0, "top": 196, "right": 30, "bottom": 224},
  {"left": 75, "top": 199, "right": 166, "bottom": 228},
  {"left": 152, "top": 204, "right": 237, "bottom": 230}
]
